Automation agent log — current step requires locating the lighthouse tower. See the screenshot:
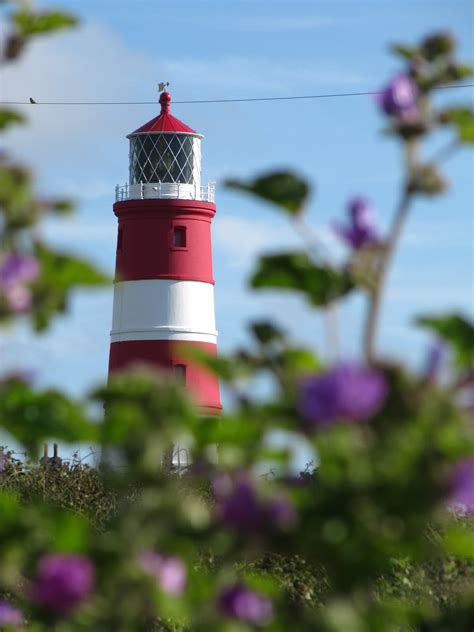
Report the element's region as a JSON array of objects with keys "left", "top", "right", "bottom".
[{"left": 108, "top": 90, "right": 221, "bottom": 415}]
